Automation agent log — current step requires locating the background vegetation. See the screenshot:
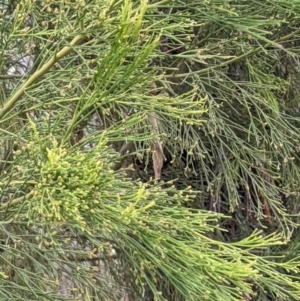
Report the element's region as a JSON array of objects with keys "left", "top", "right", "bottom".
[{"left": 1, "top": 0, "right": 300, "bottom": 300}]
